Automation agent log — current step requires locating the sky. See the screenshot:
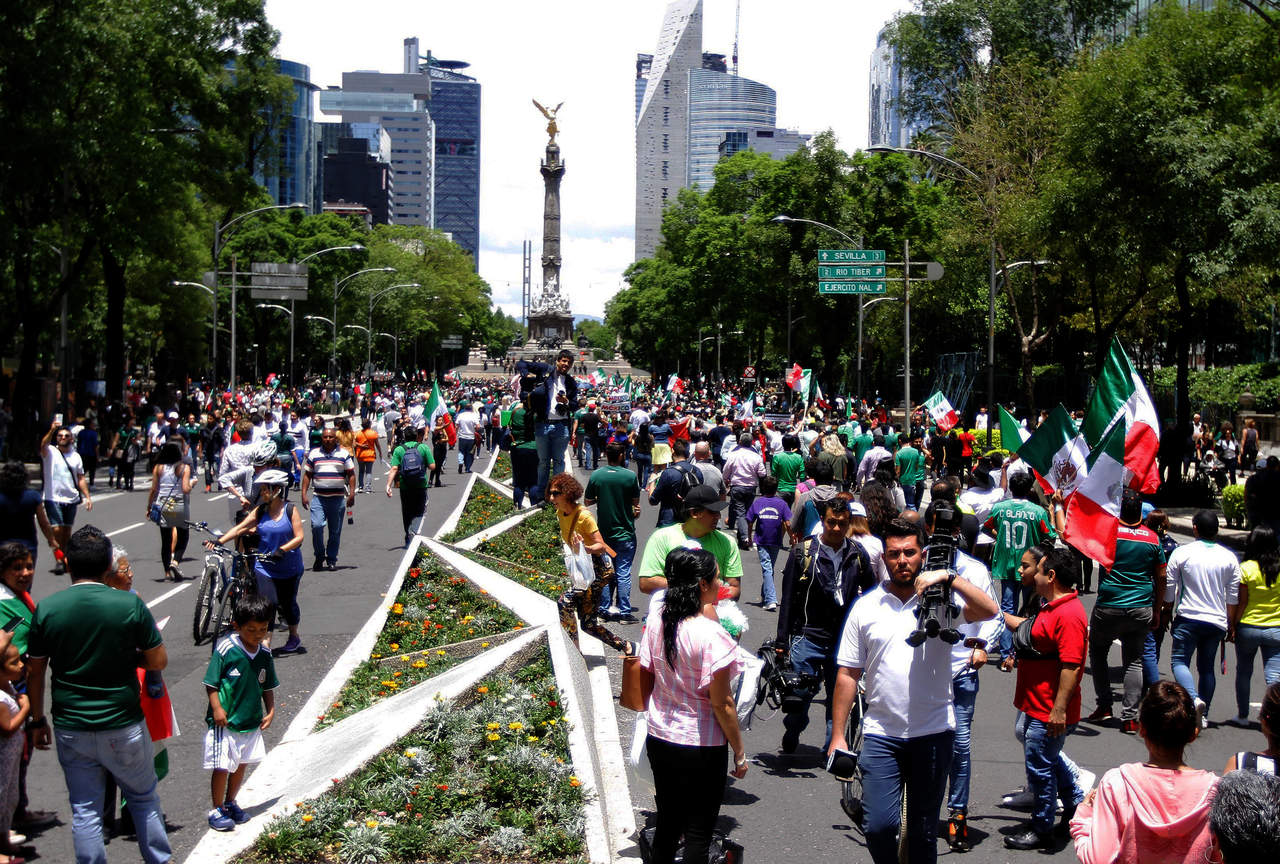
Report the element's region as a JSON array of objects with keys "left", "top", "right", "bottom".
[{"left": 266, "top": 0, "right": 915, "bottom": 320}]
